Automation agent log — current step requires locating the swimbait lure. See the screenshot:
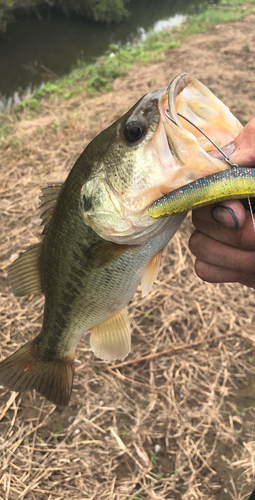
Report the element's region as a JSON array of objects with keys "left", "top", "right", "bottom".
[{"left": 148, "top": 167, "right": 255, "bottom": 218}]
